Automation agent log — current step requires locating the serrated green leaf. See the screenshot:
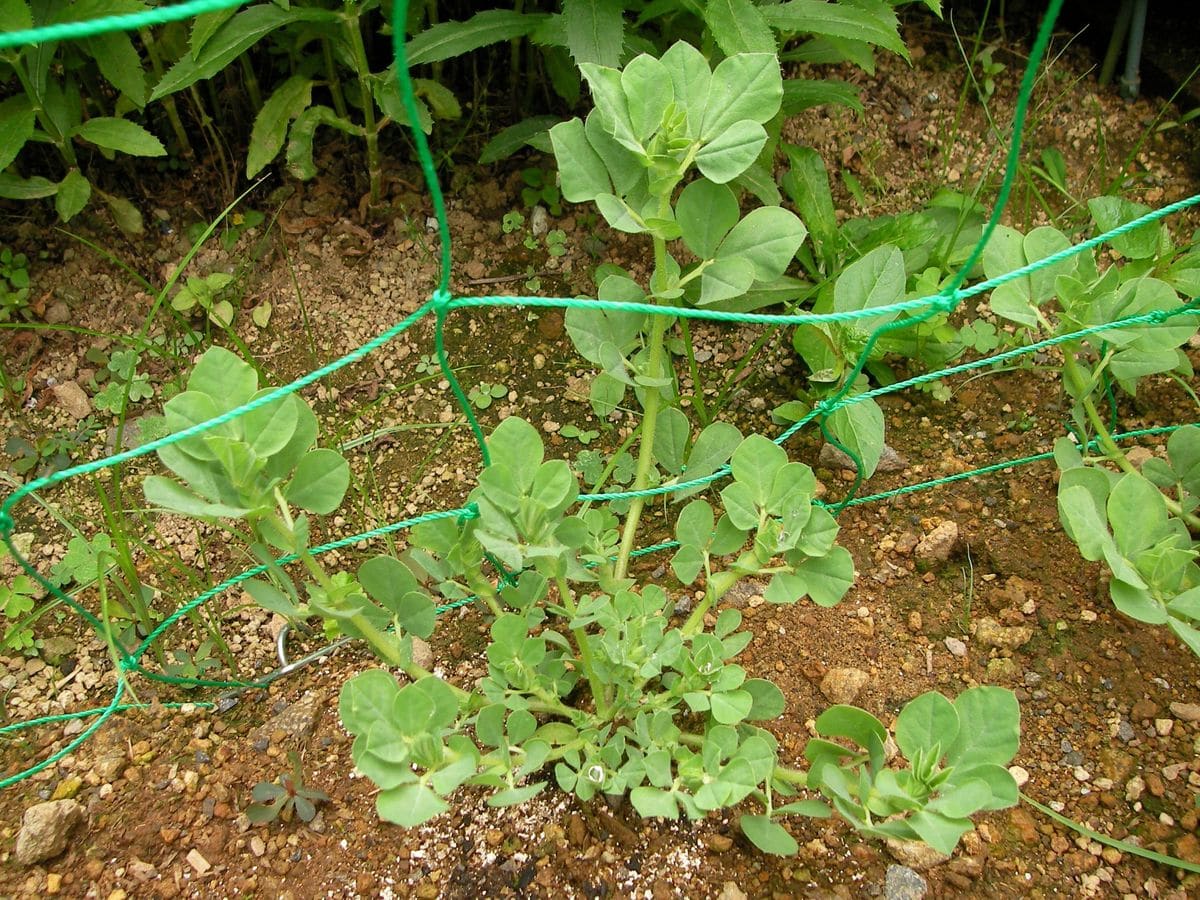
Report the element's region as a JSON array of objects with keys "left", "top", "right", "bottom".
[
  {"left": 152, "top": 5, "right": 294, "bottom": 100},
  {"left": 247, "top": 76, "right": 312, "bottom": 178},
  {"left": 0, "top": 173, "right": 56, "bottom": 200},
  {"left": 0, "top": 95, "right": 33, "bottom": 173},
  {"left": 407, "top": 9, "right": 548, "bottom": 66},
  {"left": 705, "top": 0, "right": 777, "bottom": 55},
  {"left": 763, "top": 0, "right": 908, "bottom": 59},
  {"left": 86, "top": 30, "right": 147, "bottom": 106},
  {"left": 73, "top": 117, "right": 165, "bottom": 156},
  {"left": 54, "top": 169, "right": 91, "bottom": 222},
  {"left": 563, "top": 0, "right": 625, "bottom": 67}
]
